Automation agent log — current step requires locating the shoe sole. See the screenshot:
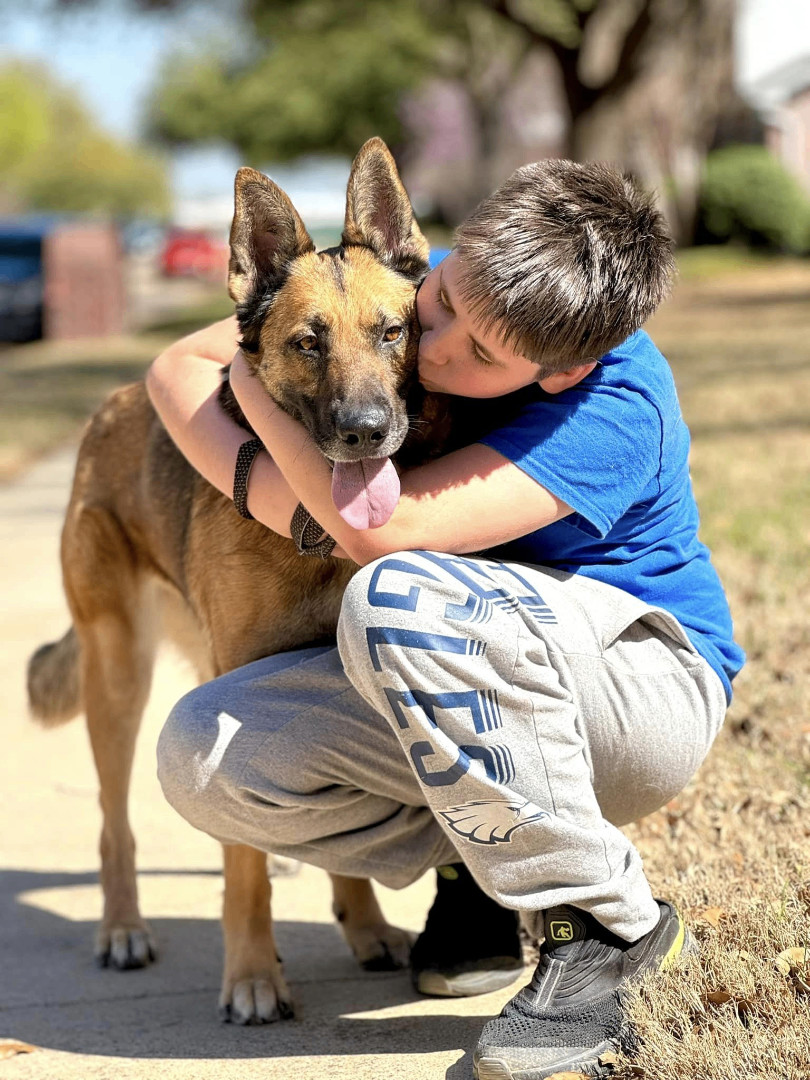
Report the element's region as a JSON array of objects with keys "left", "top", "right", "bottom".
[
  {"left": 475, "top": 1041, "right": 614, "bottom": 1080},
  {"left": 416, "top": 961, "right": 525, "bottom": 998}
]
